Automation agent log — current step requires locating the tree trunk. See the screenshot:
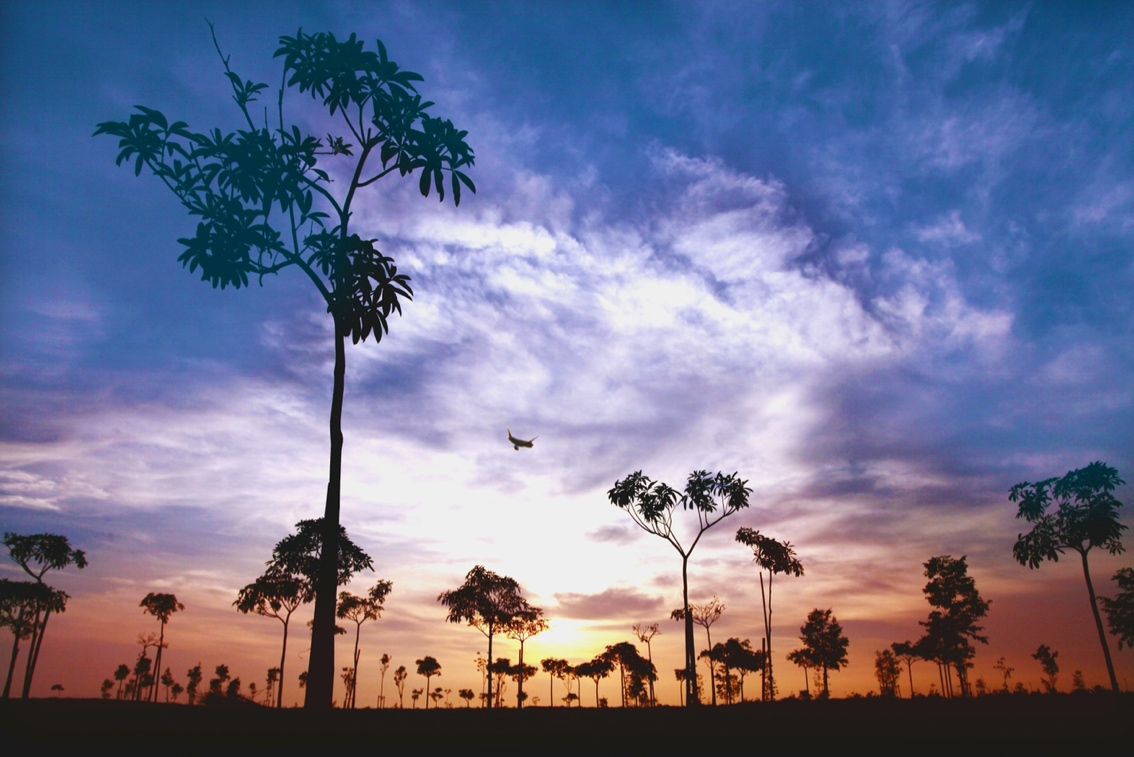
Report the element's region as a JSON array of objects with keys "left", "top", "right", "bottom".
[
  {"left": 1080, "top": 549, "right": 1120, "bottom": 692},
  {"left": 20, "top": 606, "right": 44, "bottom": 699},
  {"left": 151, "top": 620, "right": 166, "bottom": 703},
  {"left": 802, "top": 665, "right": 809, "bottom": 697},
  {"left": 906, "top": 660, "right": 914, "bottom": 699},
  {"left": 278, "top": 617, "right": 290, "bottom": 708},
  {"left": 594, "top": 678, "right": 600, "bottom": 706},
  {"left": 681, "top": 556, "right": 697, "bottom": 707},
  {"left": 350, "top": 625, "right": 362, "bottom": 709},
  {"left": 549, "top": 669, "right": 553, "bottom": 707},
  {"left": 306, "top": 326, "right": 346, "bottom": 710},
  {"left": 704, "top": 625, "right": 716, "bottom": 706},
  {"left": 766, "top": 572, "right": 775, "bottom": 701},
  {"left": 645, "top": 640, "right": 655, "bottom": 706},
  {"left": 3, "top": 619, "right": 22, "bottom": 699},
  {"left": 822, "top": 664, "right": 829, "bottom": 699},
  {"left": 486, "top": 627, "right": 494, "bottom": 709},
  {"left": 517, "top": 640, "right": 525, "bottom": 709}
]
